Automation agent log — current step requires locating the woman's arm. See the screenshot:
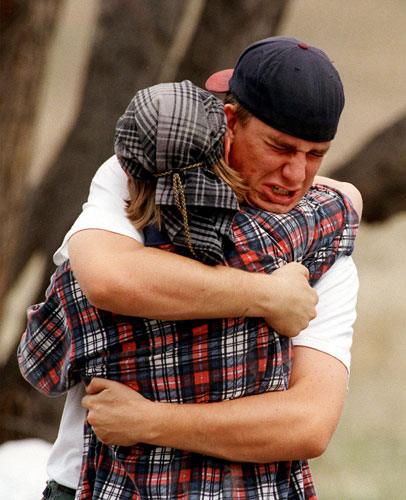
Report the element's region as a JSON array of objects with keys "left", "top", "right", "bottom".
[
  {"left": 68, "top": 229, "right": 317, "bottom": 337},
  {"left": 314, "top": 175, "right": 363, "bottom": 218},
  {"left": 18, "top": 270, "right": 80, "bottom": 397}
]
